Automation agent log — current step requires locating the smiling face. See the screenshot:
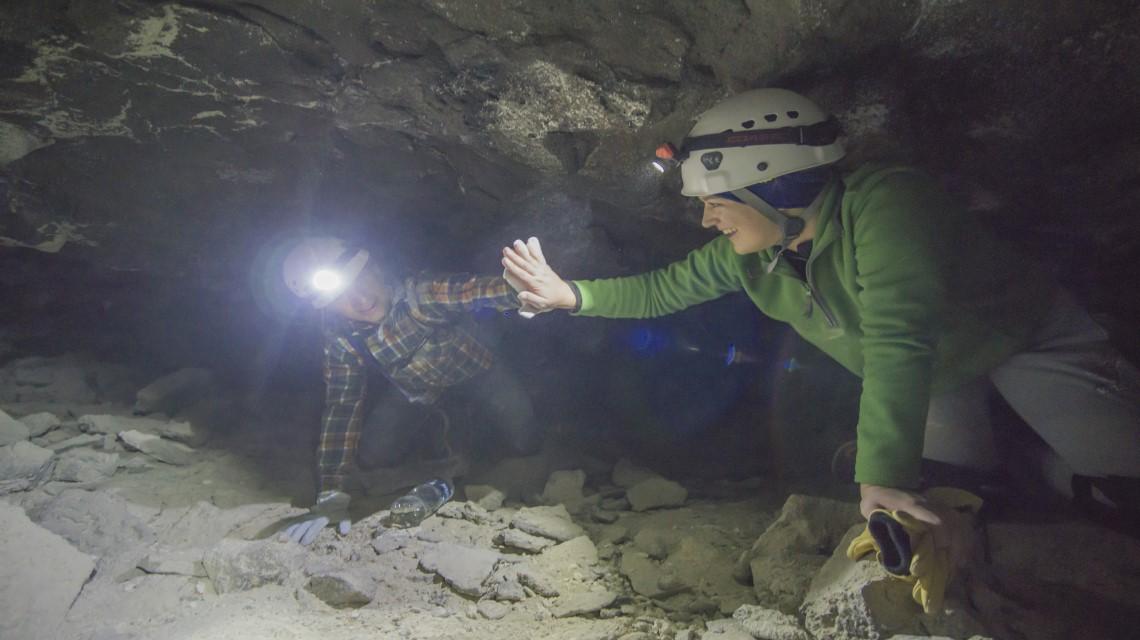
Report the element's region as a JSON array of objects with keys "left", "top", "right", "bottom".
[
  {"left": 700, "top": 195, "right": 782, "bottom": 254},
  {"left": 326, "top": 263, "right": 392, "bottom": 324}
]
